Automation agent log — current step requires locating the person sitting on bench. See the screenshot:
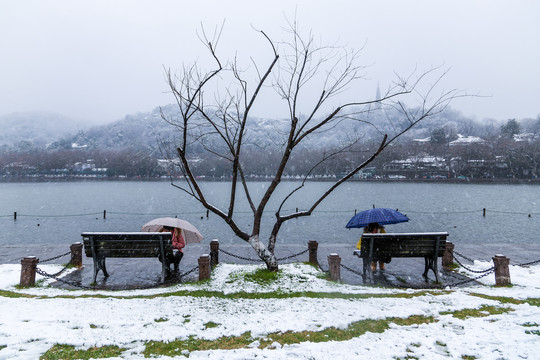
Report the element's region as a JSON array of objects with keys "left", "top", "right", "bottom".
[
  {"left": 160, "top": 226, "right": 185, "bottom": 271},
  {"left": 359, "top": 222, "right": 389, "bottom": 272}
]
